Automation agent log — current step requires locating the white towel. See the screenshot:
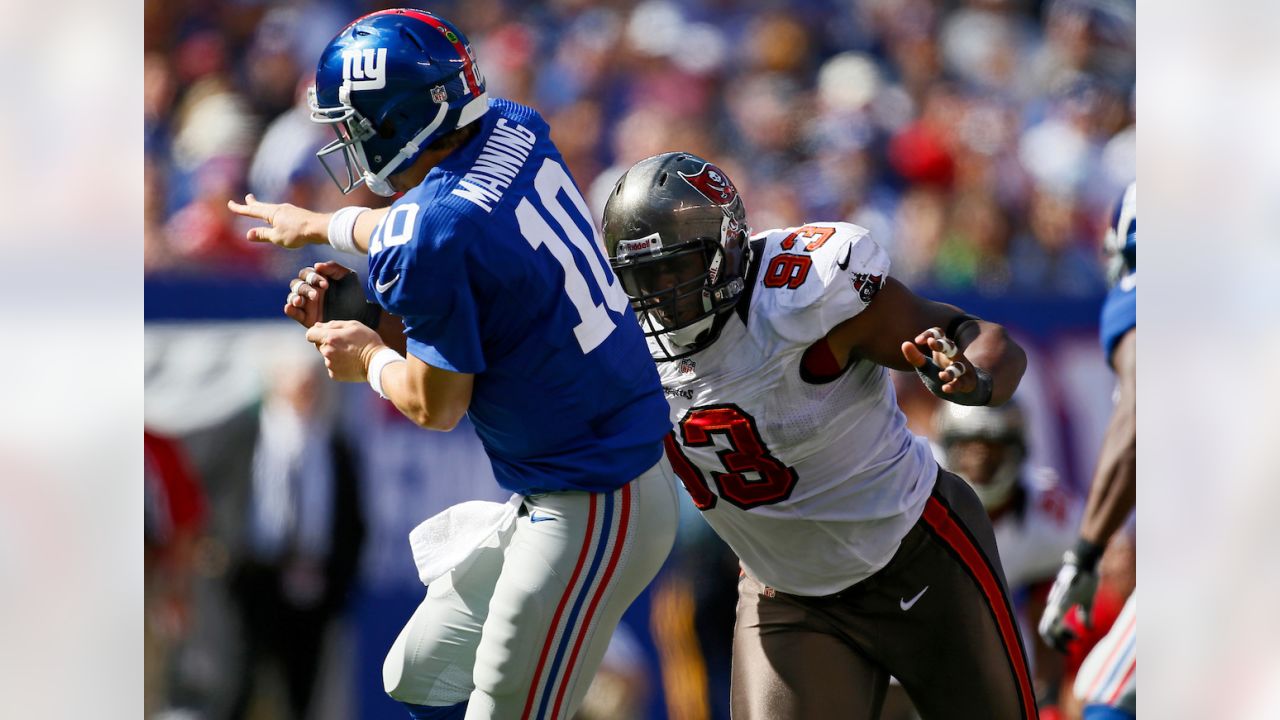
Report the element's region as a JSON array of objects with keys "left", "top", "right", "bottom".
[{"left": 408, "top": 493, "right": 523, "bottom": 587}]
